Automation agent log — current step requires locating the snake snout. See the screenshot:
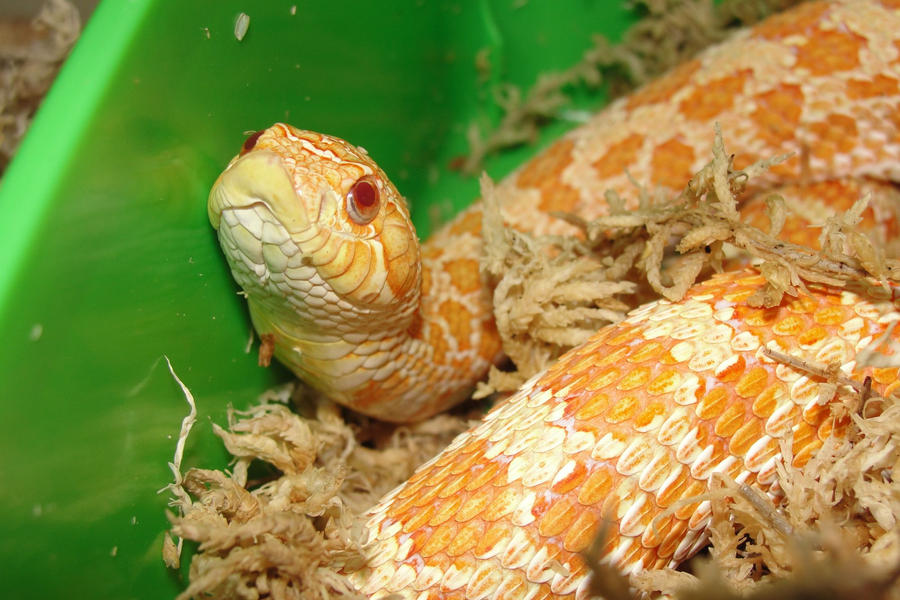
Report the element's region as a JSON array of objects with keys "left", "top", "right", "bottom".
[{"left": 208, "top": 150, "right": 309, "bottom": 234}]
